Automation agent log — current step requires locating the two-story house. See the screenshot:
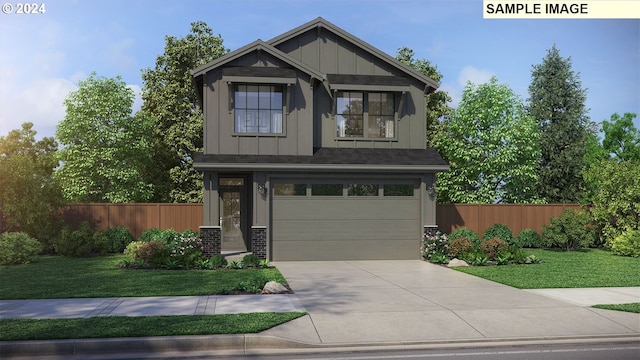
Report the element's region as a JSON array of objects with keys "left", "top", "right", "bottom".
[{"left": 192, "top": 18, "right": 448, "bottom": 261}]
